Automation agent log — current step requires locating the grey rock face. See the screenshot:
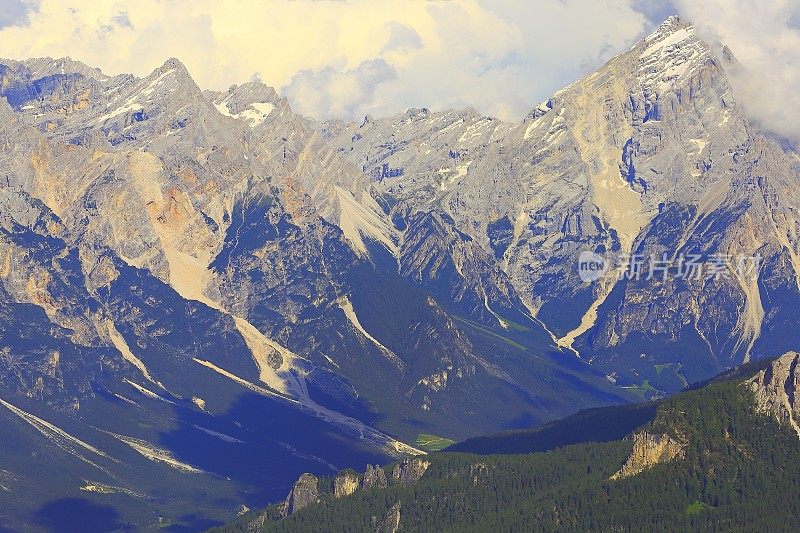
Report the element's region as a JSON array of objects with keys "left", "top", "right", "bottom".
[
  {"left": 391, "top": 458, "right": 430, "bottom": 485},
  {"left": 333, "top": 469, "right": 360, "bottom": 498},
  {"left": 362, "top": 464, "right": 388, "bottom": 490},
  {"left": 611, "top": 431, "right": 686, "bottom": 479},
  {"left": 322, "top": 16, "right": 800, "bottom": 391},
  {"left": 2, "top": 15, "right": 800, "bottom": 528},
  {"left": 280, "top": 472, "right": 320, "bottom": 517},
  {"left": 746, "top": 351, "right": 800, "bottom": 437}
]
